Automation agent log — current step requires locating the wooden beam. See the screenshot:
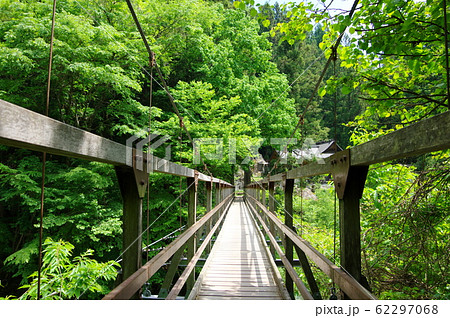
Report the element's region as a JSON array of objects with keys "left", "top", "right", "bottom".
[
  {"left": 339, "top": 165, "right": 369, "bottom": 299},
  {"left": 165, "top": 200, "right": 230, "bottom": 300},
  {"left": 247, "top": 200, "right": 313, "bottom": 300},
  {"left": 247, "top": 195, "right": 376, "bottom": 300},
  {"left": 103, "top": 194, "right": 234, "bottom": 300},
  {"left": 294, "top": 245, "right": 322, "bottom": 300},
  {"left": 157, "top": 245, "right": 186, "bottom": 298},
  {"left": 186, "top": 176, "right": 198, "bottom": 292},
  {"left": 247, "top": 111, "right": 450, "bottom": 184},
  {"left": 0, "top": 99, "right": 126, "bottom": 165},
  {"left": 268, "top": 182, "right": 276, "bottom": 256},
  {"left": 0, "top": 99, "right": 232, "bottom": 185},
  {"left": 205, "top": 182, "right": 213, "bottom": 254},
  {"left": 287, "top": 157, "right": 333, "bottom": 179},
  {"left": 284, "top": 178, "right": 295, "bottom": 299},
  {"left": 351, "top": 111, "right": 450, "bottom": 166},
  {"left": 114, "top": 166, "right": 142, "bottom": 298}
]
